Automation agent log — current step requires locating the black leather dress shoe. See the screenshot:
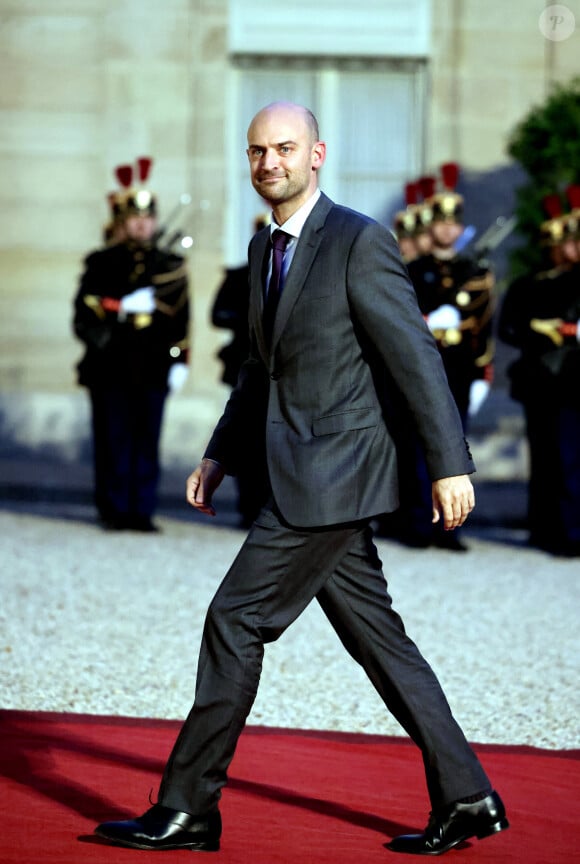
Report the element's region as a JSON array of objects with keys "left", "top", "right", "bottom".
[
  {"left": 386, "top": 791, "right": 508, "bottom": 855},
  {"left": 94, "top": 804, "right": 221, "bottom": 851}
]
